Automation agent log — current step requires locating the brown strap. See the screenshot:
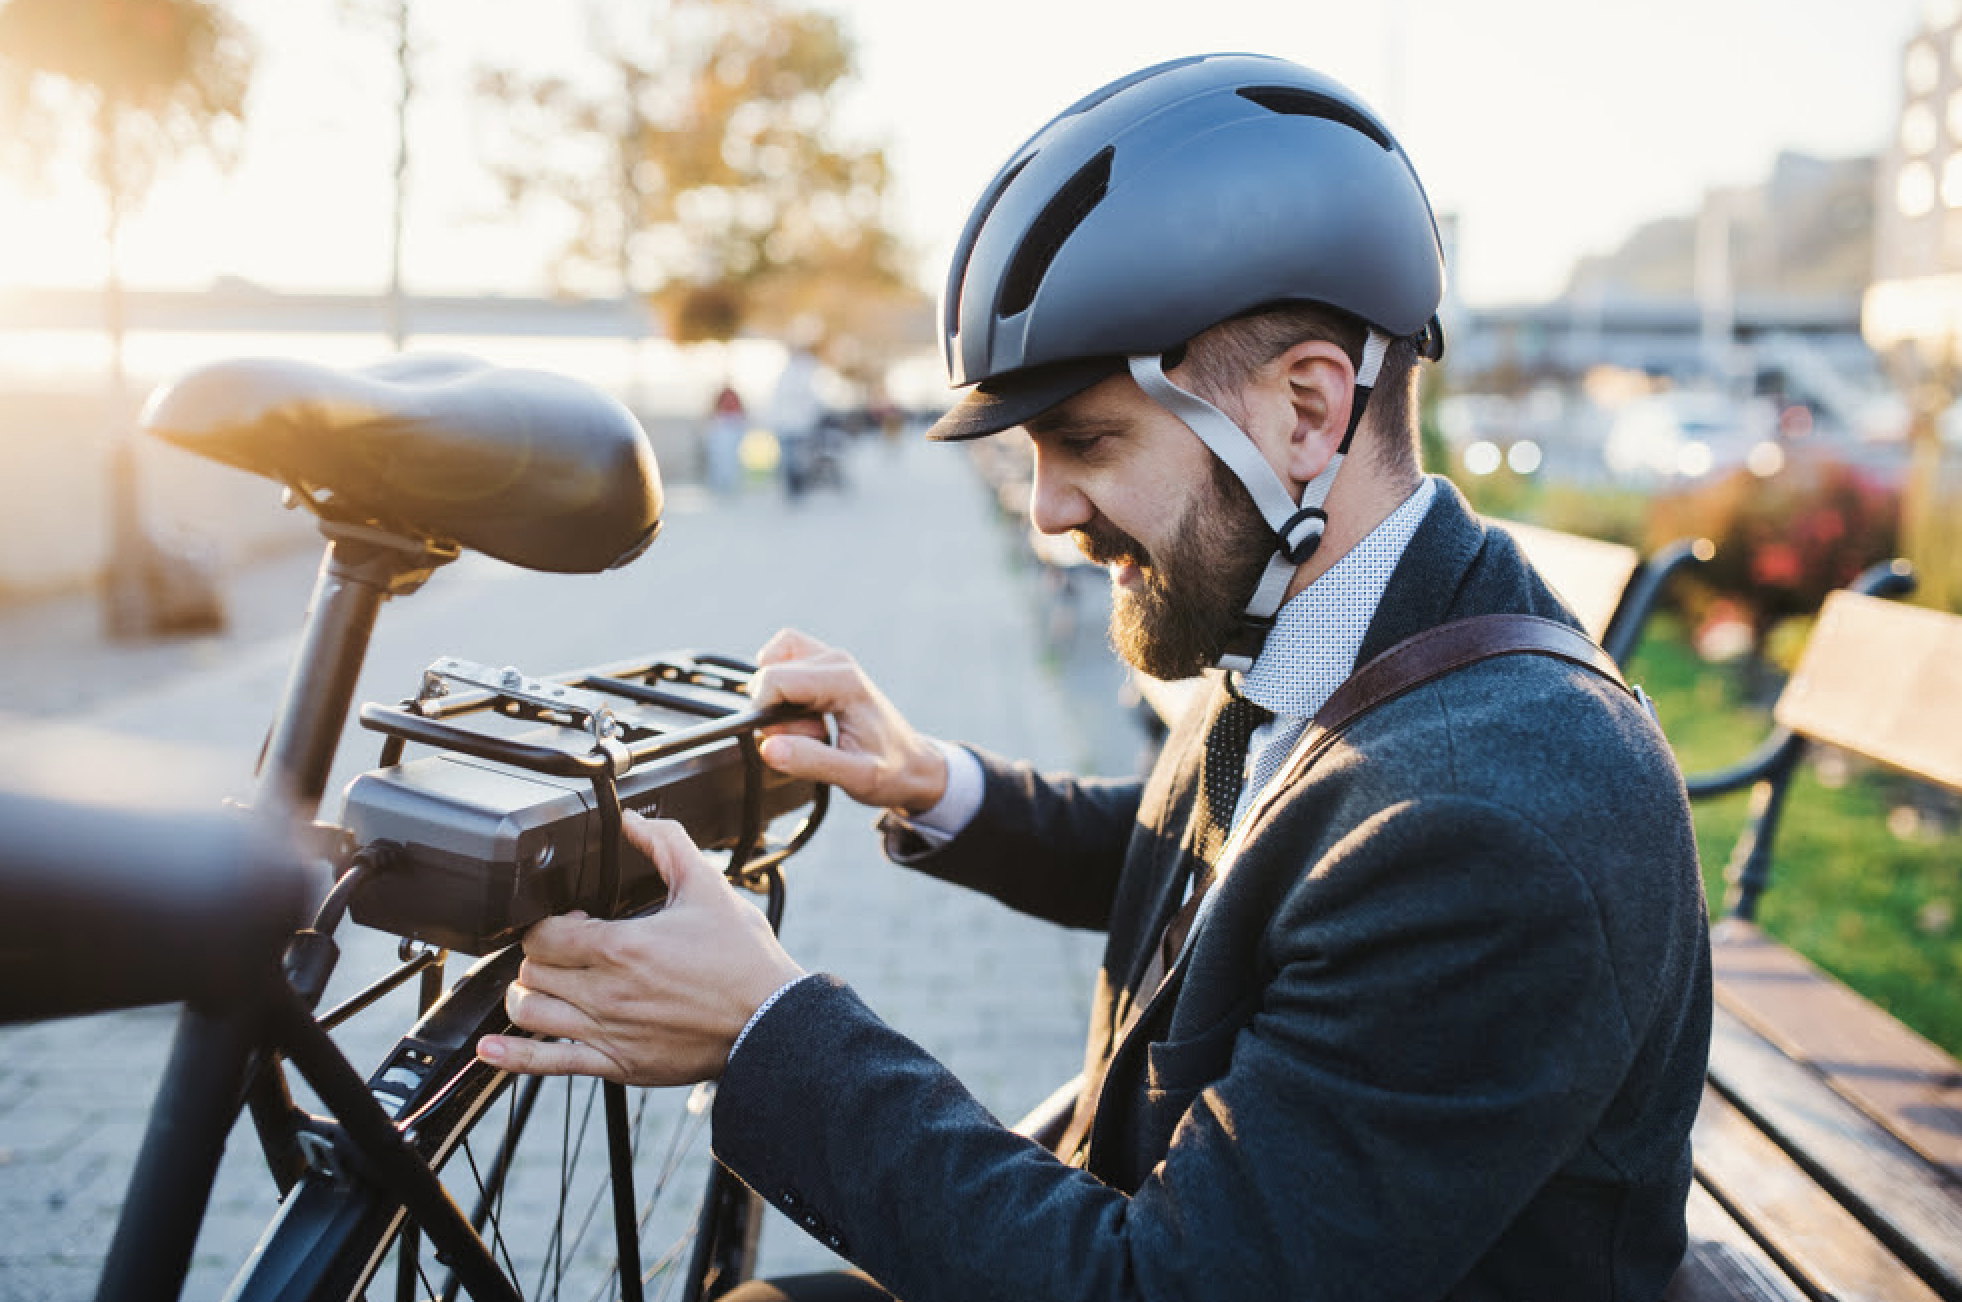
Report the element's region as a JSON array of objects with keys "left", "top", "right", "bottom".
[
  {"left": 1055, "top": 613, "right": 1626, "bottom": 1163},
  {"left": 1293, "top": 613, "right": 1627, "bottom": 779}
]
